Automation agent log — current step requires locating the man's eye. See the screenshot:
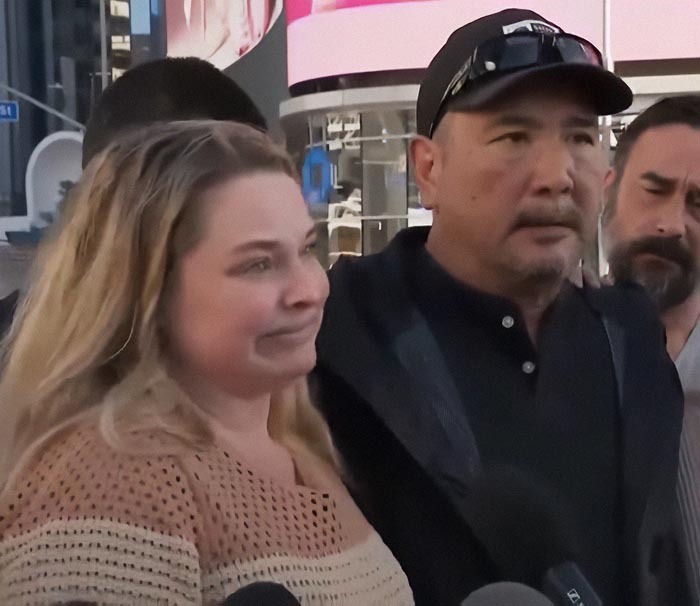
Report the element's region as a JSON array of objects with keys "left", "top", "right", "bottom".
[
  {"left": 303, "top": 241, "right": 318, "bottom": 255},
  {"left": 502, "top": 132, "right": 528, "bottom": 143},
  {"left": 491, "top": 131, "right": 529, "bottom": 145},
  {"left": 572, "top": 132, "right": 595, "bottom": 145}
]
